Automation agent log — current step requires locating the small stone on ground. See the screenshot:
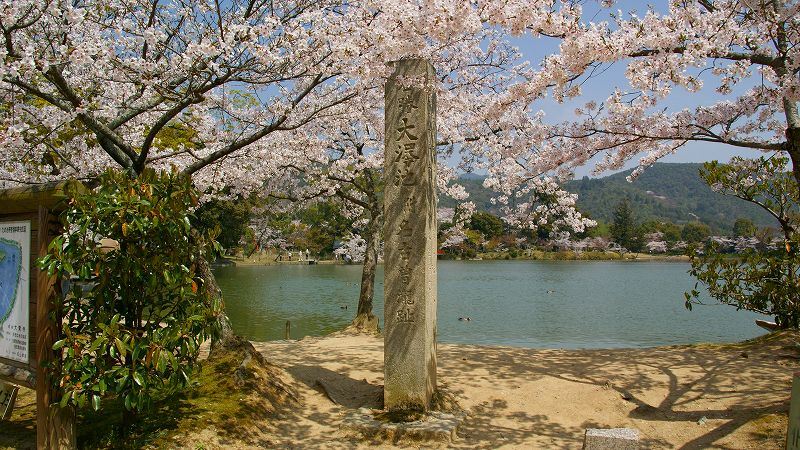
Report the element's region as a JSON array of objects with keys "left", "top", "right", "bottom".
[{"left": 584, "top": 427, "right": 639, "bottom": 450}]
